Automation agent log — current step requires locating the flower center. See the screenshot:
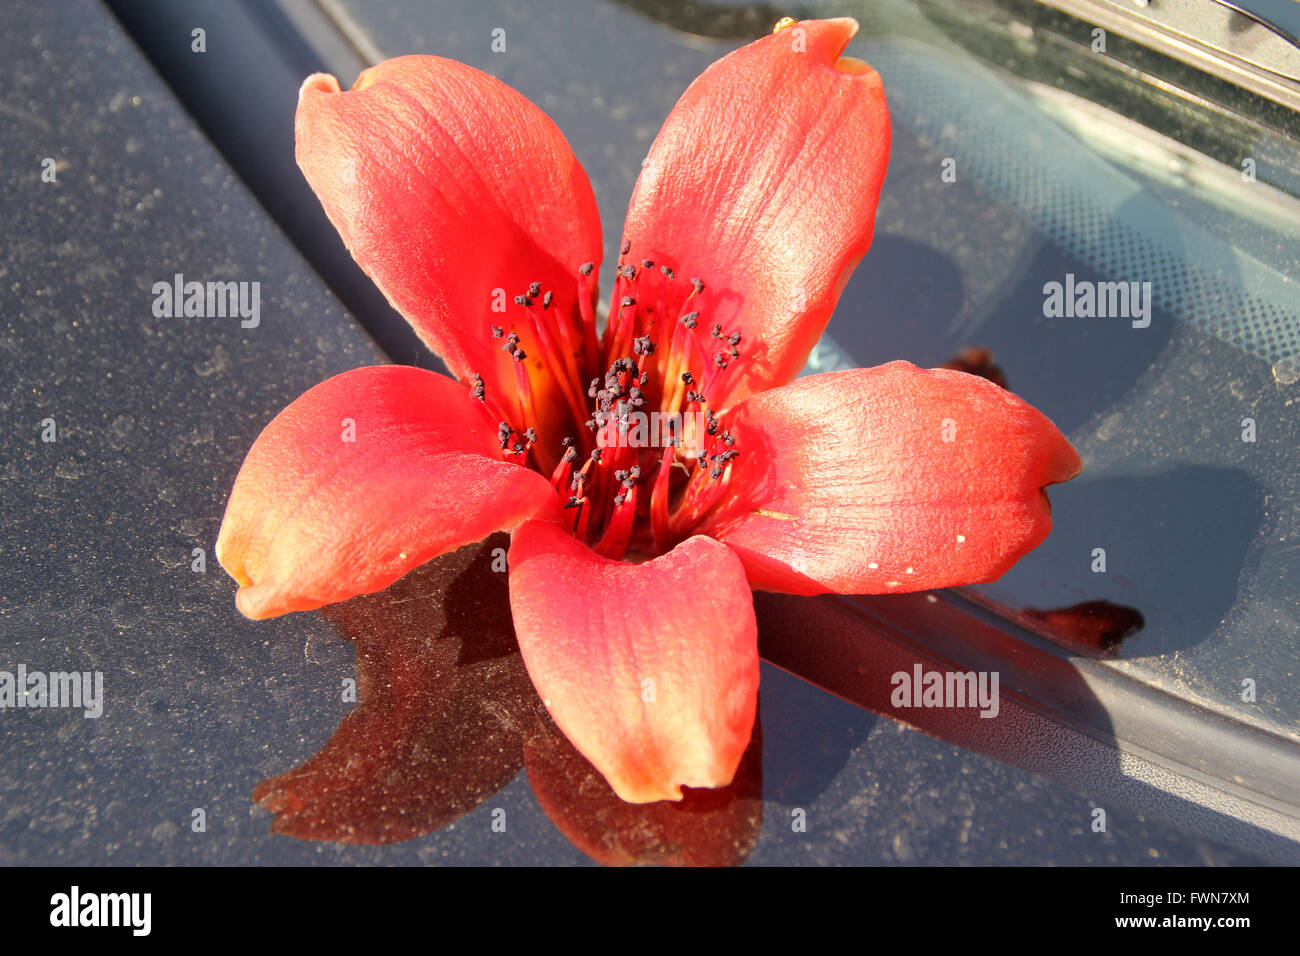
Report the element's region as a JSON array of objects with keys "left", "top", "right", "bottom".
[{"left": 469, "top": 240, "right": 744, "bottom": 561}]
